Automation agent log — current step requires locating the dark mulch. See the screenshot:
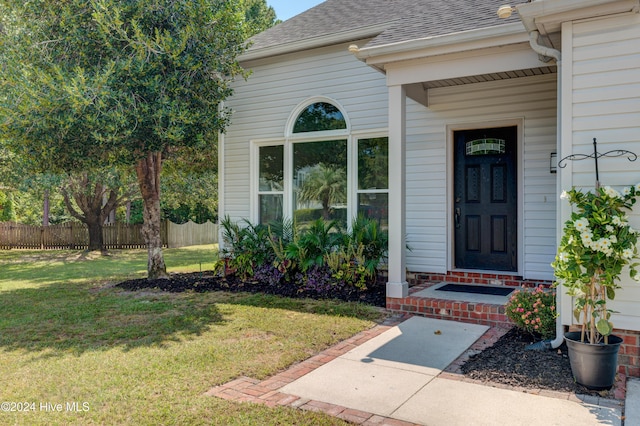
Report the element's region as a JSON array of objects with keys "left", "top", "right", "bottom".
[
  {"left": 114, "top": 271, "right": 387, "bottom": 307},
  {"left": 461, "top": 327, "right": 617, "bottom": 398},
  {"left": 115, "top": 272, "right": 615, "bottom": 398}
]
